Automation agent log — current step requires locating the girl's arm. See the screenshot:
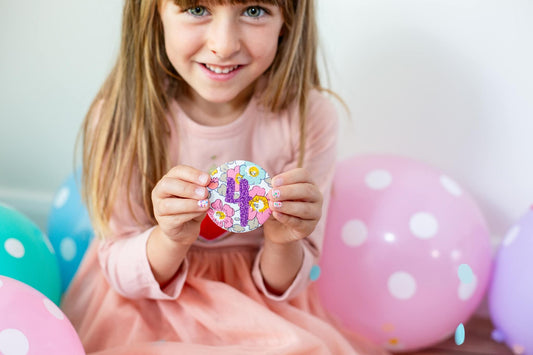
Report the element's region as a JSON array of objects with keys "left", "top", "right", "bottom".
[
  {"left": 146, "top": 225, "right": 194, "bottom": 287},
  {"left": 259, "top": 236, "right": 304, "bottom": 295},
  {"left": 148, "top": 165, "right": 211, "bottom": 287},
  {"left": 253, "top": 90, "right": 339, "bottom": 299},
  {"left": 260, "top": 168, "right": 323, "bottom": 295},
  {"left": 97, "top": 165, "right": 210, "bottom": 300}
]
